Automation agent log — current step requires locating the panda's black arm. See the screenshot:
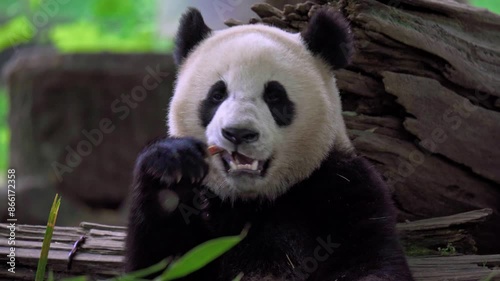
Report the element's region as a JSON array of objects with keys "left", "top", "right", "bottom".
[{"left": 124, "top": 137, "right": 210, "bottom": 275}]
